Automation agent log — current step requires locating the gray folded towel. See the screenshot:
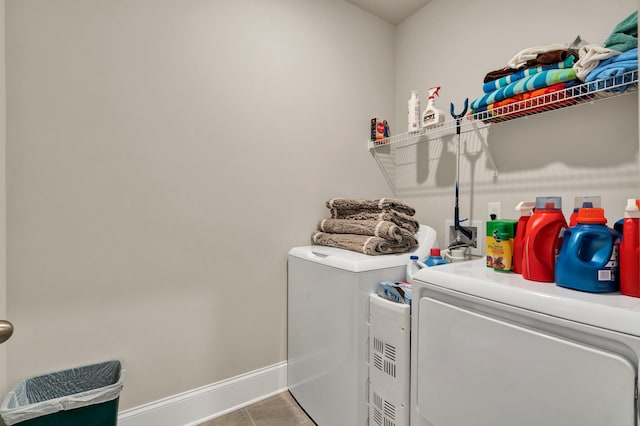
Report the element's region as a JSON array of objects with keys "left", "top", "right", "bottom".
[
  {"left": 328, "top": 209, "right": 419, "bottom": 234},
  {"left": 311, "top": 231, "right": 417, "bottom": 255},
  {"left": 326, "top": 198, "right": 416, "bottom": 216},
  {"left": 318, "top": 219, "right": 417, "bottom": 244}
]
